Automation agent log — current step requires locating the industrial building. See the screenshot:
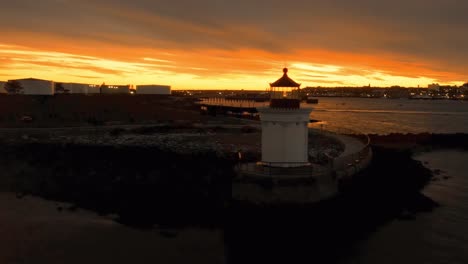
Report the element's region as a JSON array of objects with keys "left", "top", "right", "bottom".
[
  {"left": 3, "top": 78, "right": 173, "bottom": 96},
  {"left": 100, "top": 84, "right": 132, "bottom": 94},
  {"left": 7, "top": 78, "right": 54, "bottom": 95},
  {"left": 55, "top": 83, "right": 101, "bottom": 94},
  {"left": 136, "top": 85, "right": 171, "bottom": 95}
]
